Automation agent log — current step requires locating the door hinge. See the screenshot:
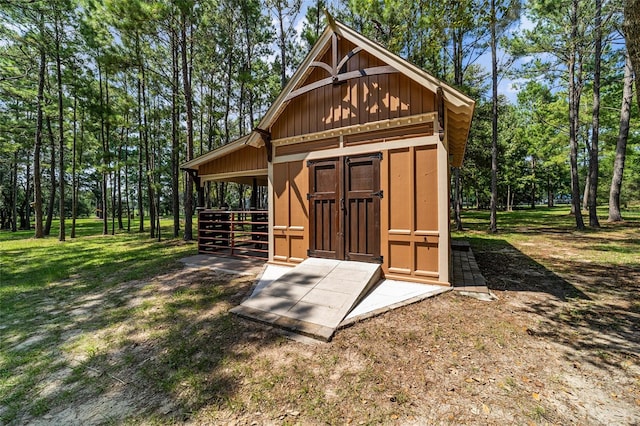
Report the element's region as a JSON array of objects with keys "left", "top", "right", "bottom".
[
  {"left": 307, "top": 249, "right": 312, "bottom": 256},
  {"left": 371, "top": 152, "right": 382, "bottom": 160},
  {"left": 307, "top": 193, "right": 311, "bottom": 200},
  {"left": 372, "top": 190, "right": 384, "bottom": 198},
  {"left": 374, "top": 255, "right": 383, "bottom": 263}
]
